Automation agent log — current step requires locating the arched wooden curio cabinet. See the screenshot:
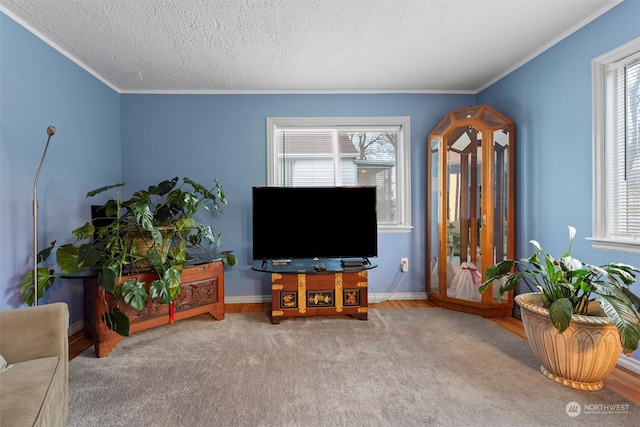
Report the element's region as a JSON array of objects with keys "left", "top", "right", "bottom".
[{"left": 427, "top": 105, "right": 515, "bottom": 317}]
